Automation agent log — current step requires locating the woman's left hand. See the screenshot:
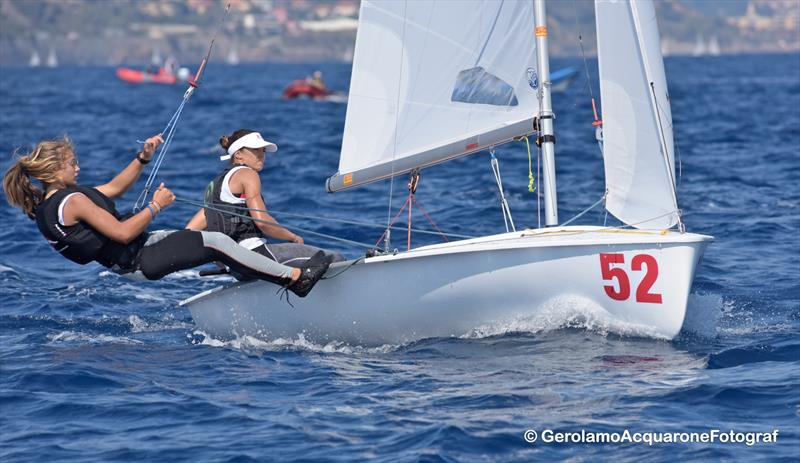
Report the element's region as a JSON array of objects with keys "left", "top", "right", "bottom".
[
  {"left": 140, "top": 134, "right": 164, "bottom": 160},
  {"left": 292, "top": 235, "right": 304, "bottom": 245}
]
